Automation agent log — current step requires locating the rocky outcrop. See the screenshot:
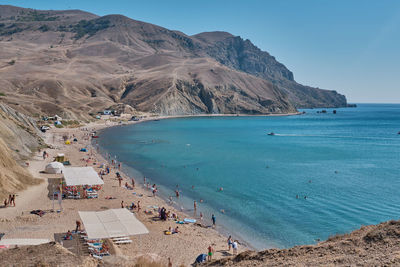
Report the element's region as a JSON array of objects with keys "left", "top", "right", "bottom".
[
  {"left": 204, "top": 220, "right": 400, "bottom": 266},
  {"left": 0, "top": 103, "right": 42, "bottom": 160}
]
